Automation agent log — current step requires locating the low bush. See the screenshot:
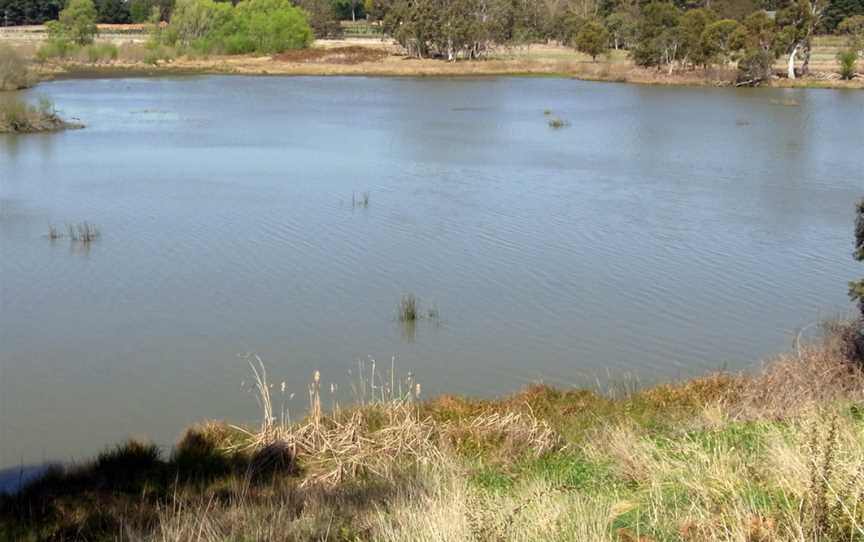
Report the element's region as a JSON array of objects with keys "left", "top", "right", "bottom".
[
  {"left": 837, "top": 49, "right": 858, "bottom": 80},
  {"left": 162, "top": 0, "right": 312, "bottom": 55}
]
